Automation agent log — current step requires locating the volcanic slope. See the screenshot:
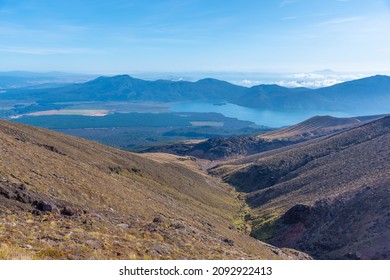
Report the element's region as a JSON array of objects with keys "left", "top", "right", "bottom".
[
  {"left": 258, "top": 115, "right": 373, "bottom": 141},
  {"left": 211, "top": 115, "right": 390, "bottom": 259},
  {"left": 0, "top": 120, "right": 309, "bottom": 260},
  {"left": 142, "top": 115, "right": 382, "bottom": 160}
]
